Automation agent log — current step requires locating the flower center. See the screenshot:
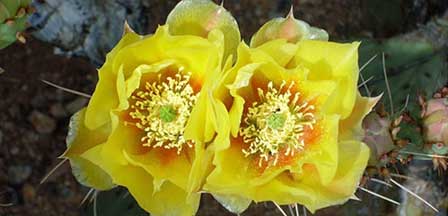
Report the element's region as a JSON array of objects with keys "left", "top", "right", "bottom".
[
  {"left": 240, "top": 81, "right": 316, "bottom": 166},
  {"left": 128, "top": 72, "right": 198, "bottom": 154}
]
